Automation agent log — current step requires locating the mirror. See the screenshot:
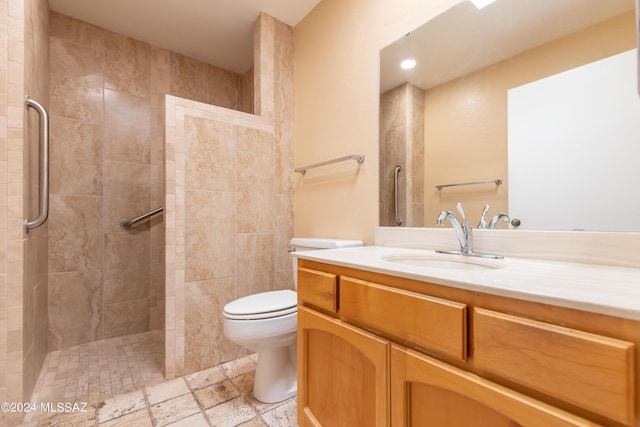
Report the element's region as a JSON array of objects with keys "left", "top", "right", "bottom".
[{"left": 379, "top": 0, "right": 639, "bottom": 231}]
